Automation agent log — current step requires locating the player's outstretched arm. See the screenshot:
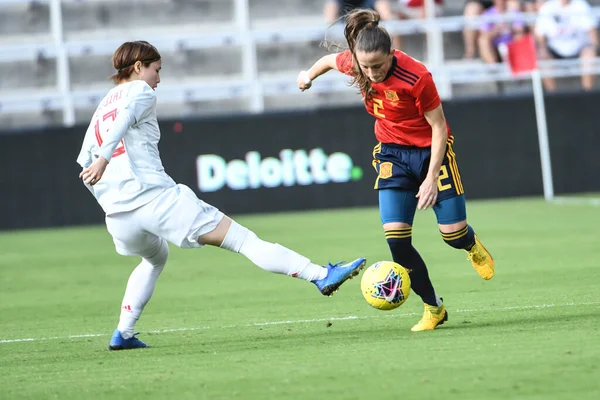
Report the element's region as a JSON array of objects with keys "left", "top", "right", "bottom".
[{"left": 297, "top": 53, "right": 340, "bottom": 91}]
